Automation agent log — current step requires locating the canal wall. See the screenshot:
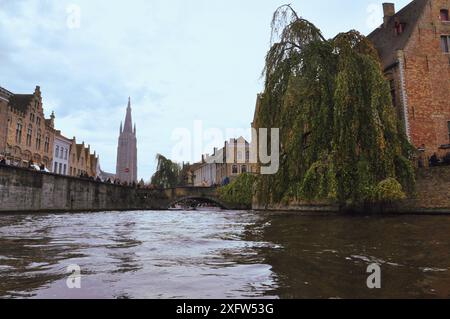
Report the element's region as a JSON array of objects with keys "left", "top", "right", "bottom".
[
  {"left": 252, "top": 166, "right": 450, "bottom": 214},
  {"left": 0, "top": 165, "right": 166, "bottom": 213},
  {"left": 1, "top": 164, "right": 449, "bottom": 214}
]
